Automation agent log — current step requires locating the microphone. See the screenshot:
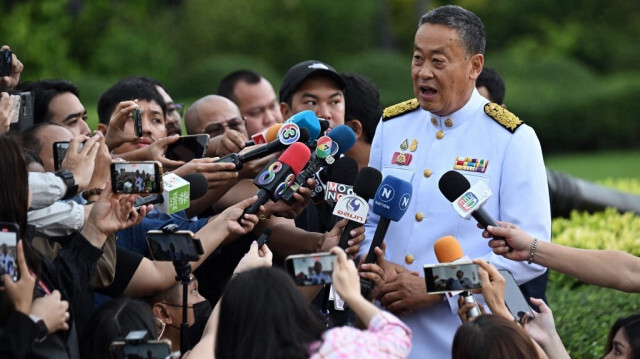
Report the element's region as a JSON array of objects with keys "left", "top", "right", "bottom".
[
  {"left": 438, "top": 170, "right": 510, "bottom": 250},
  {"left": 363, "top": 175, "right": 413, "bottom": 264},
  {"left": 323, "top": 157, "right": 359, "bottom": 231},
  {"left": 284, "top": 110, "right": 321, "bottom": 143},
  {"left": 215, "top": 126, "right": 310, "bottom": 169},
  {"left": 433, "top": 235, "right": 480, "bottom": 318},
  {"left": 134, "top": 173, "right": 208, "bottom": 214},
  {"left": 280, "top": 124, "right": 356, "bottom": 205},
  {"left": 239, "top": 142, "right": 311, "bottom": 220},
  {"left": 335, "top": 167, "right": 382, "bottom": 249},
  {"left": 244, "top": 123, "right": 282, "bottom": 146},
  {"left": 318, "top": 119, "right": 330, "bottom": 135}
]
